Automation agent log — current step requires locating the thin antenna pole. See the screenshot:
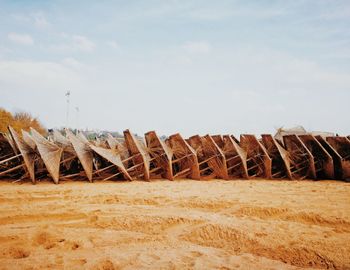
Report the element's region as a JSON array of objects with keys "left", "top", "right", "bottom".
[
  {"left": 75, "top": 106, "right": 79, "bottom": 131},
  {"left": 65, "top": 91, "right": 70, "bottom": 128}
]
